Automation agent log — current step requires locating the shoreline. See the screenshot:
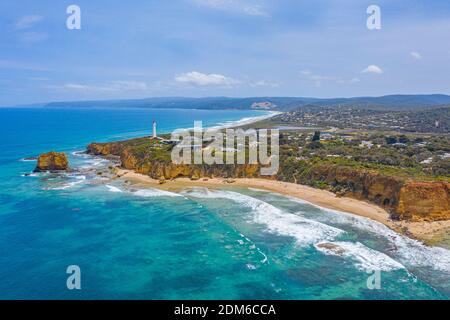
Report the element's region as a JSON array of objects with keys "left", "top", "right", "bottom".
[
  {"left": 210, "top": 110, "right": 282, "bottom": 130},
  {"left": 153, "top": 110, "right": 281, "bottom": 136},
  {"left": 114, "top": 169, "right": 450, "bottom": 247}
]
